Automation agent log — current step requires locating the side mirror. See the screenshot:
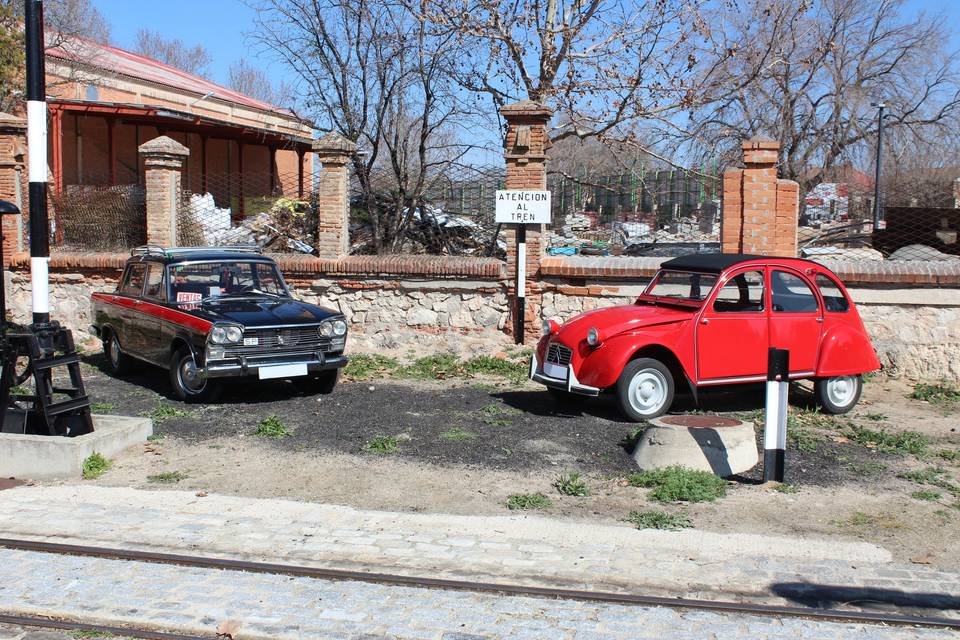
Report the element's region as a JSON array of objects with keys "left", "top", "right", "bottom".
[{"left": 0, "top": 200, "right": 20, "bottom": 216}]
